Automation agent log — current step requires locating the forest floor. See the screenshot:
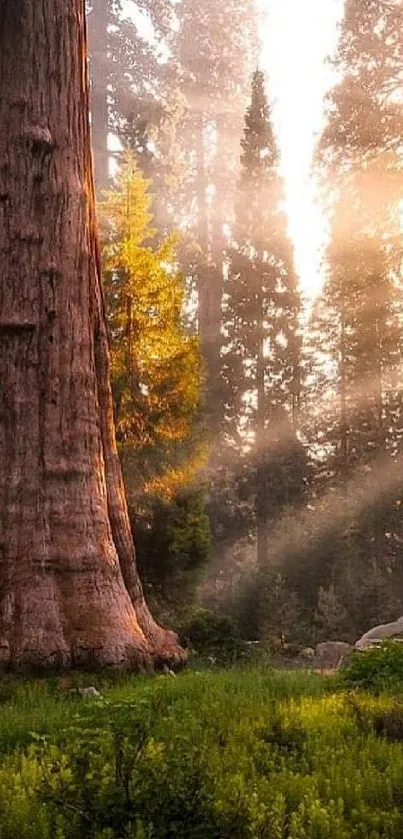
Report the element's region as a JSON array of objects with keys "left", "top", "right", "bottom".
[{"left": 1, "top": 667, "right": 403, "bottom": 838}]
